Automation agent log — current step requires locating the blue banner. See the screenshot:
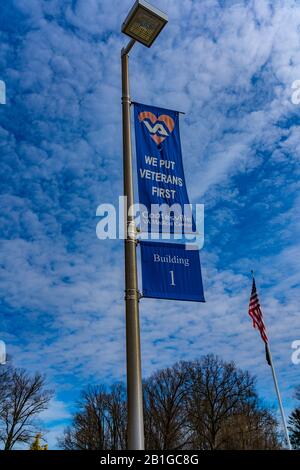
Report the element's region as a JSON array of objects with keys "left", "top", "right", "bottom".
[
  {"left": 140, "top": 241, "right": 205, "bottom": 302},
  {"left": 134, "top": 103, "right": 194, "bottom": 234}
]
